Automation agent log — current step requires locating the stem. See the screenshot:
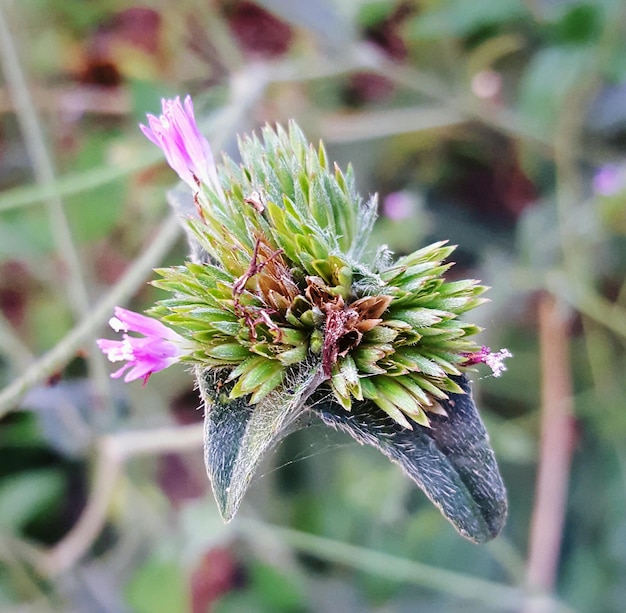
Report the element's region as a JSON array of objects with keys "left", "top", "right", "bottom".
[
  {"left": 0, "top": 310, "right": 33, "bottom": 371},
  {"left": 38, "top": 423, "right": 203, "bottom": 576},
  {"left": 523, "top": 294, "right": 576, "bottom": 612},
  {"left": 237, "top": 519, "right": 574, "bottom": 613},
  {"left": 0, "top": 2, "right": 113, "bottom": 408}
]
